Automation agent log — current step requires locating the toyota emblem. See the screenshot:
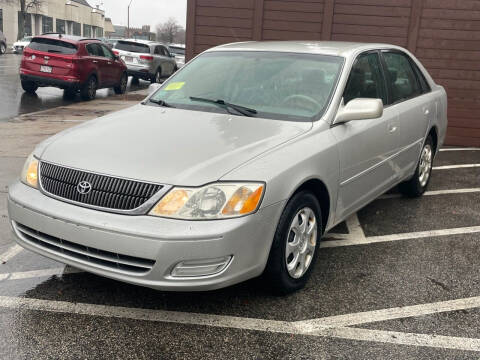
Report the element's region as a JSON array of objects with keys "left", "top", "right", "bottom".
[{"left": 77, "top": 181, "right": 92, "bottom": 195}]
